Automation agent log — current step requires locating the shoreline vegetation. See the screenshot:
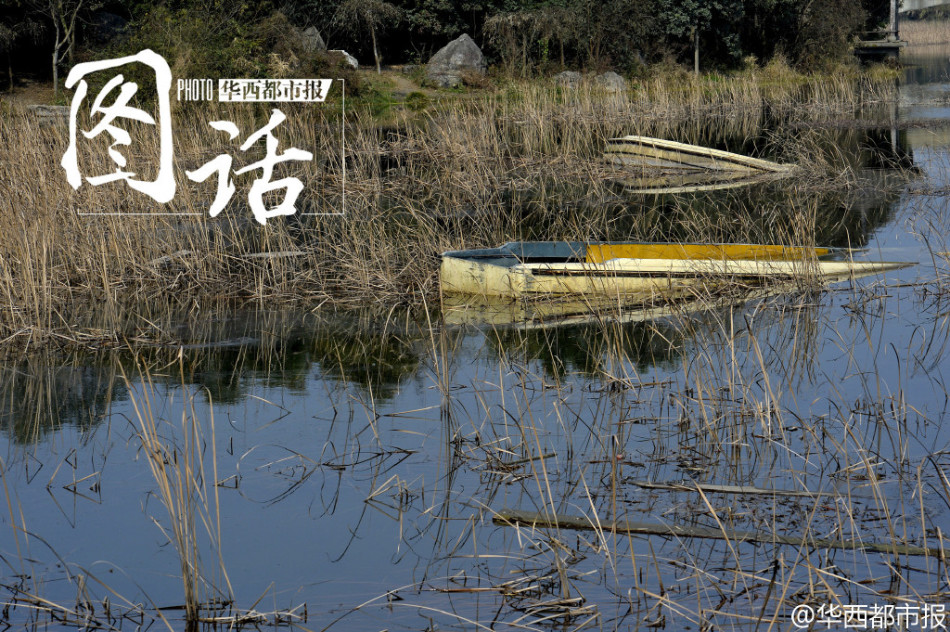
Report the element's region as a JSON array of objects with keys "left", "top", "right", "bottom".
[
  {"left": 0, "top": 5, "right": 941, "bottom": 353},
  {"left": 0, "top": 60, "right": 911, "bottom": 351}
]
